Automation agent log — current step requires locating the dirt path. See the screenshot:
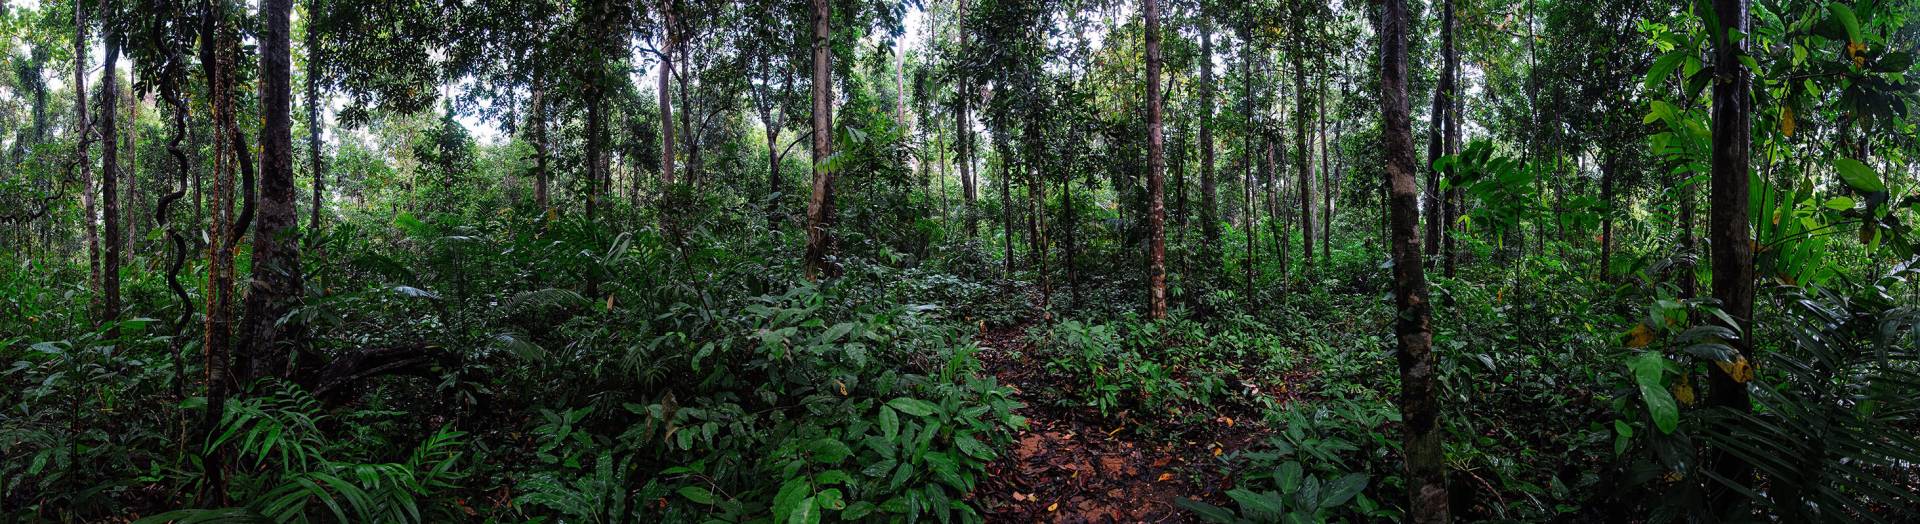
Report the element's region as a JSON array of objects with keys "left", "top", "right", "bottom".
[{"left": 969, "top": 317, "right": 1300, "bottom": 523}]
